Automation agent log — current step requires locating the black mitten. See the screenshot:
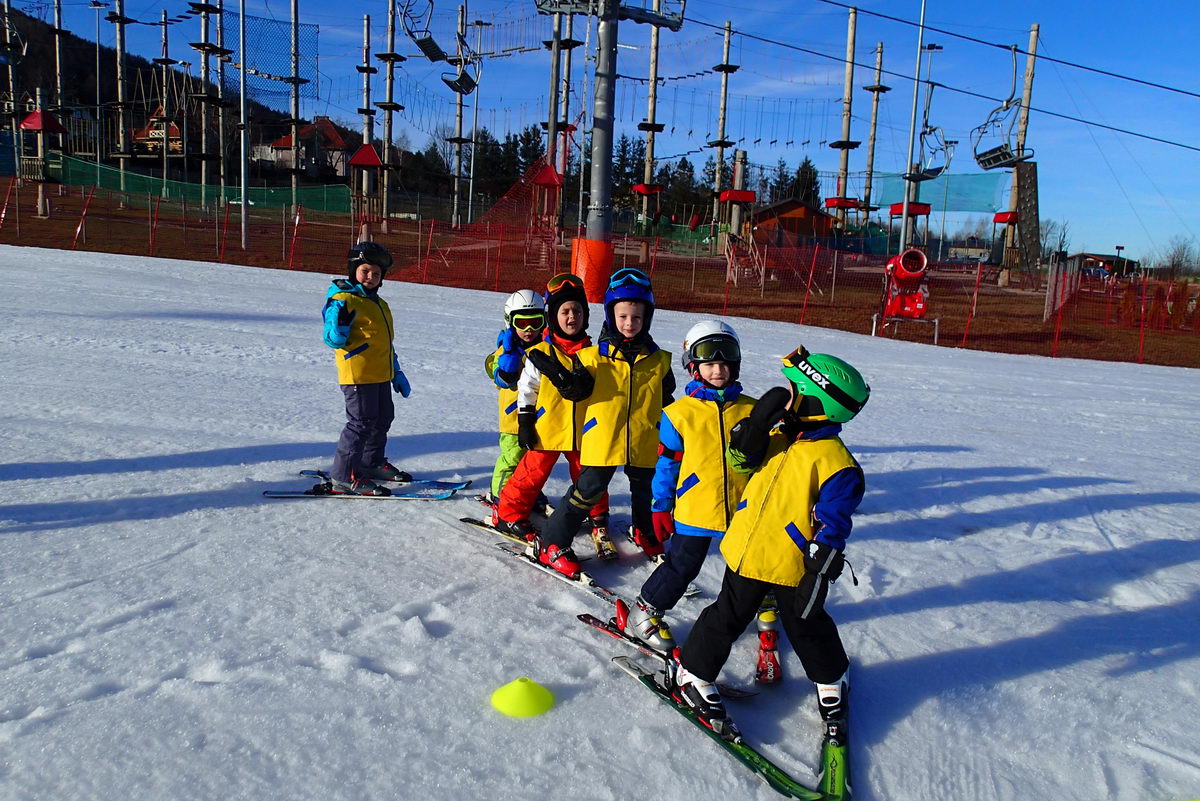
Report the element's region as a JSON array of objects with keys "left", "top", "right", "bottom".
[
  {"left": 795, "top": 541, "right": 845, "bottom": 620},
  {"left": 727, "top": 386, "right": 792, "bottom": 472},
  {"left": 527, "top": 350, "right": 594, "bottom": 402},
  {"left": 517, "top": 407, "right": 538, "bottom": 450}
]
